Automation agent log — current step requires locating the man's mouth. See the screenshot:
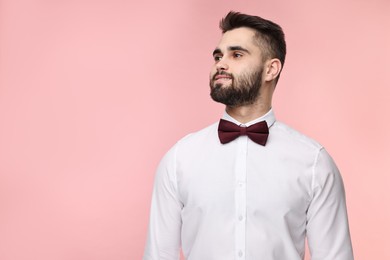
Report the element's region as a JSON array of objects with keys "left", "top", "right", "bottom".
[
  {"left": 215, "top": 75, "right": 231, "bottom": 80},
  {"left": 214, "top": 73, "right": 233, "bottom": 81}
]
